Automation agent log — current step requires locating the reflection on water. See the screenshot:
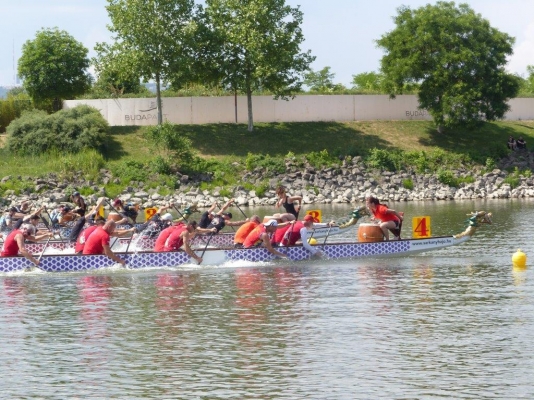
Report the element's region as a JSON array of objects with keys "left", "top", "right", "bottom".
[{"left": 0, "top": 199, "right": 533, "bottom": 398}]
